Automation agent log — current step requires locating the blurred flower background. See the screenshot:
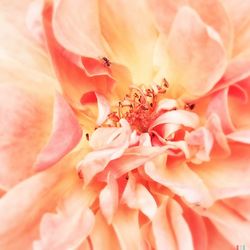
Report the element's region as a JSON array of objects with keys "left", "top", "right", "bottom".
[{"left": 1, "top": 0, "right": 250, "bottom": 249}]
